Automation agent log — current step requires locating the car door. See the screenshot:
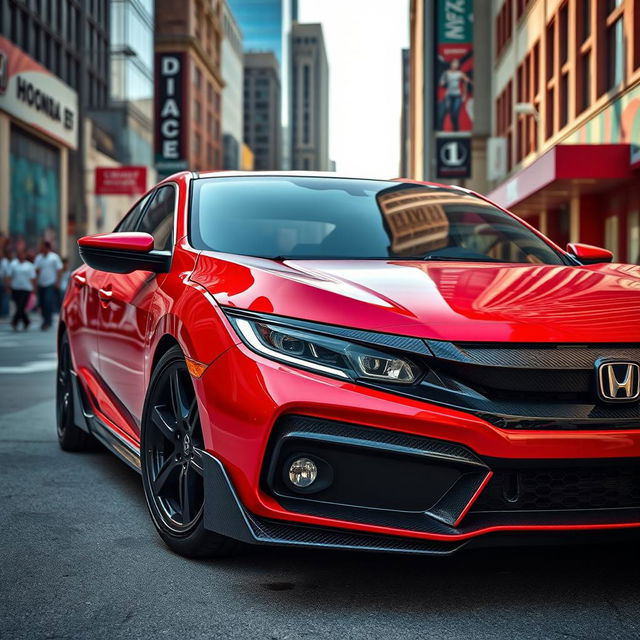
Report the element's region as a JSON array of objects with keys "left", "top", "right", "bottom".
[
  {"left": 70, "top": 193, "right": 152, "bottom": 392},
  {"left": 96, "top": 184, "right": 176, "bottom": 440}
]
